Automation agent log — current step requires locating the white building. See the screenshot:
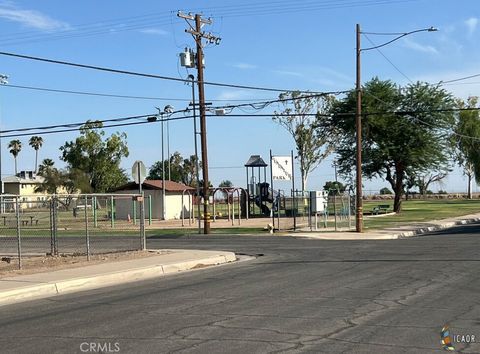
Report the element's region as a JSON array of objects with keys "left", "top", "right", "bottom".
[{"left": 113, "top": 180, "right": 195, "bottom": 220}]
